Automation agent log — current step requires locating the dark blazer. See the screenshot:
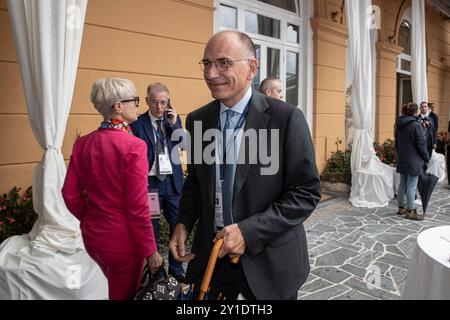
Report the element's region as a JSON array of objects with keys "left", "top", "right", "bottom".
[
  {"left": 428, "top": 111, "right": 439, "bottom": 133},
  {"left": 131, "top": 112, "right": 184, "bottom": 193},
  {"left": 395, "top": 115, "right": 430, "bottom": 176},
  {"left": 418, "top": 115, "right": 437, "bottom": 157},
  {"left": 178, "top": 90, "right": 321, "bottom": 299}
]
